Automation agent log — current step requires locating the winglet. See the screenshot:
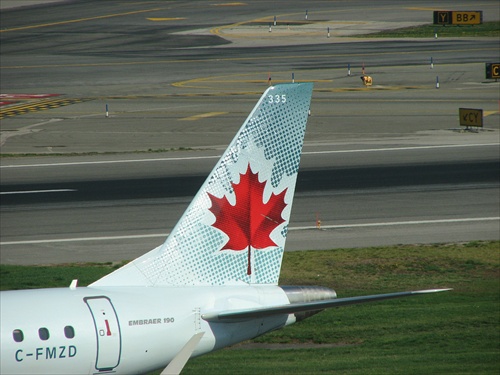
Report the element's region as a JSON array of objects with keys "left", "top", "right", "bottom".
[{"left": 412, "top": 288, "right": 453, "bottom": 294}]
